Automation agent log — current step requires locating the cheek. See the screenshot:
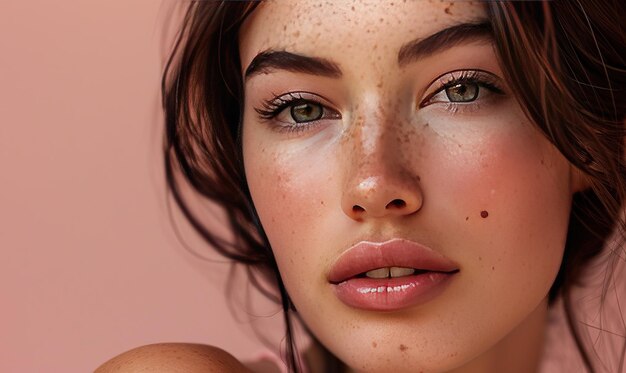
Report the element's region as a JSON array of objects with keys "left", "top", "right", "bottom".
[
  {"left": 243, "top": 139, "right": 337, "bottom": 284},
  {"left": 426, "top": 119, "right": 571, "bottom": 304}
]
